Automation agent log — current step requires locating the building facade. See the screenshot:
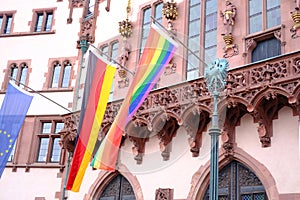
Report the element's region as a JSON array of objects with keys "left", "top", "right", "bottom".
[{"left": 0, "top": 0, "right": 300, "bottom": 199}]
